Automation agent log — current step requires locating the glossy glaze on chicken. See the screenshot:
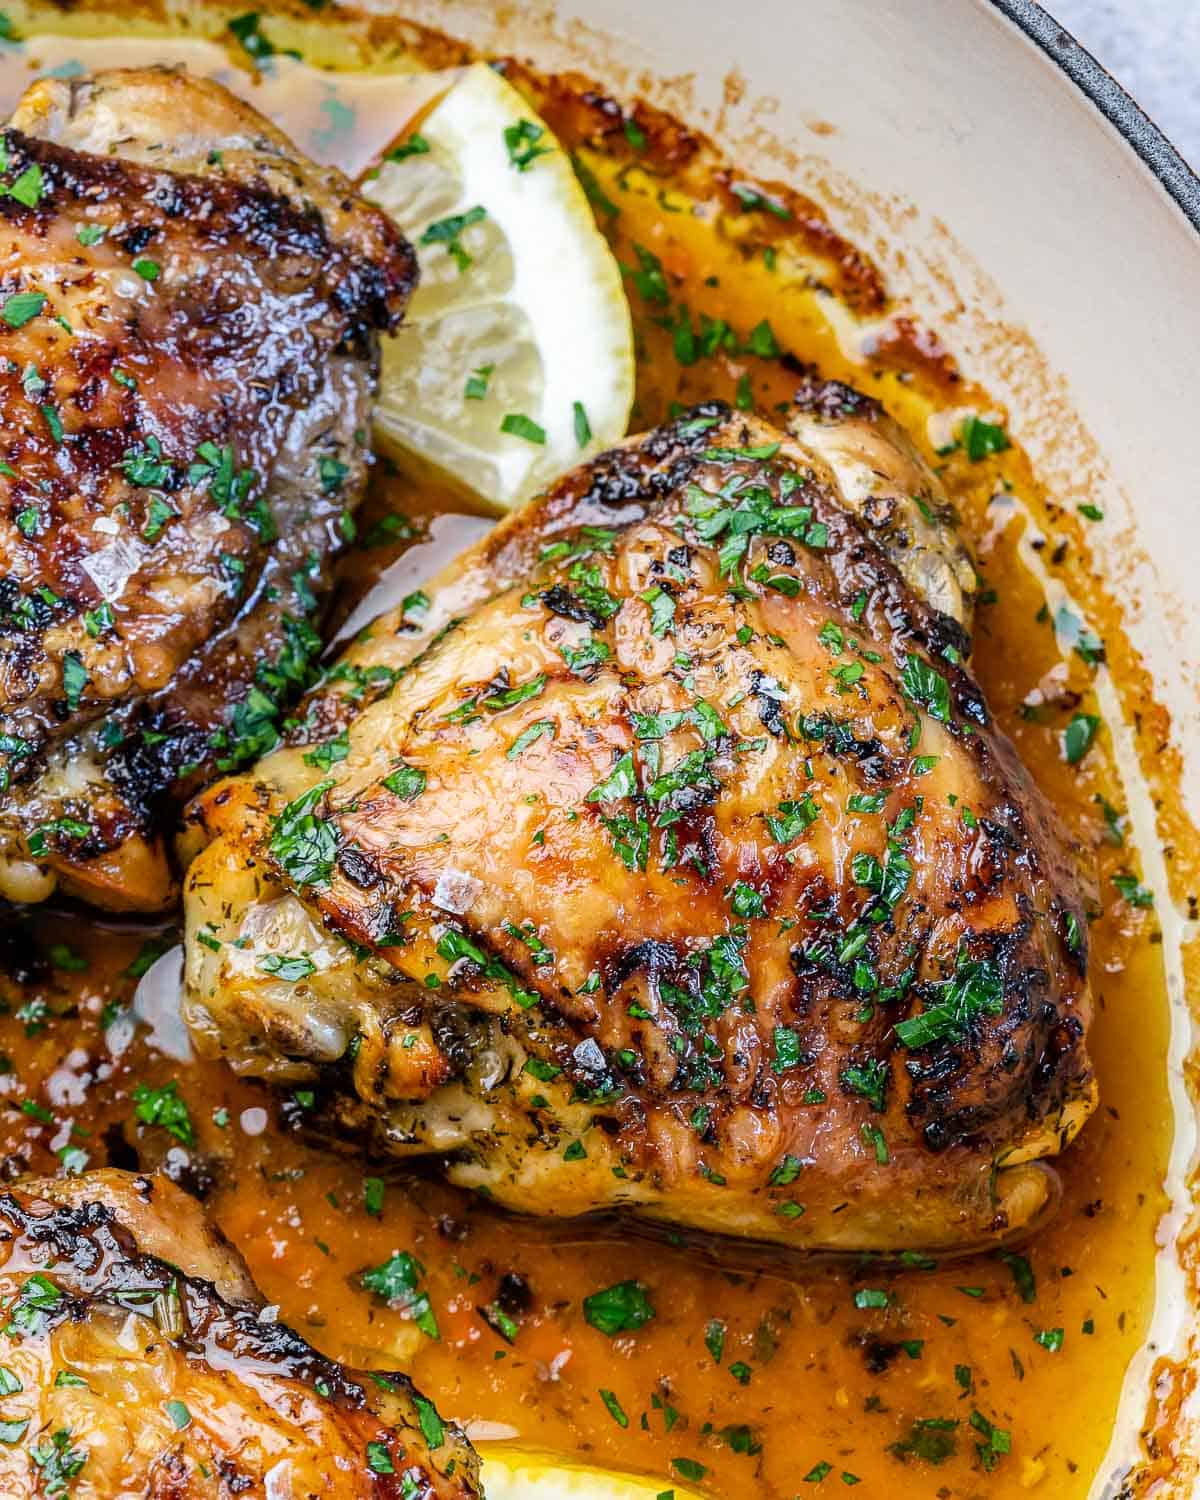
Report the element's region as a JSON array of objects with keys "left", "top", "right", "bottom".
[
  {"left": 0, "top": 1170, "right": 479, "bottom": 1498},
  {"left": 0, "top": 69, "right": 415, "bottom": 912},
  {"left": 183, "top": 402, "right": 1096, "bottom": 1253}
]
